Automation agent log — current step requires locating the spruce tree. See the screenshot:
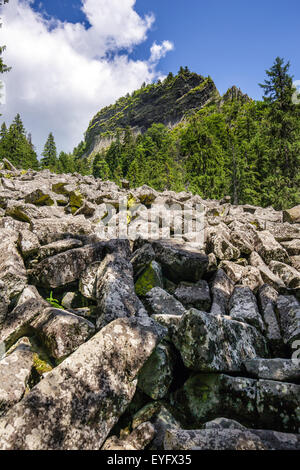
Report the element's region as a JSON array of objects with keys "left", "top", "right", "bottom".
[
  {"left": 0, "top": 114, "right": 39, "bottom": 169},
  {"left": 41, "top": 132, "right": 57, "bottom": 169},
  {"left": 93, "top": 154, "right": 111, "bottom": 180}
]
